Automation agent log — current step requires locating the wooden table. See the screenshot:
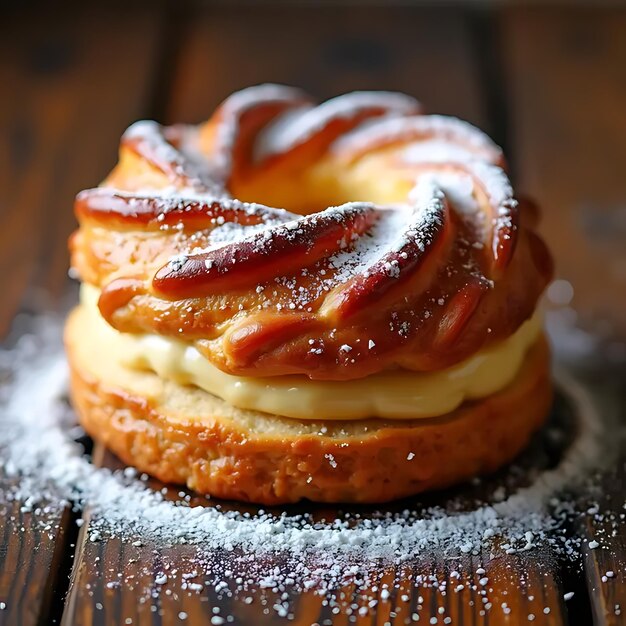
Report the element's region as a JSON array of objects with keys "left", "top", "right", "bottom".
[{"left": 1, "top": 3, "right": 625, "bottom": 625}]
